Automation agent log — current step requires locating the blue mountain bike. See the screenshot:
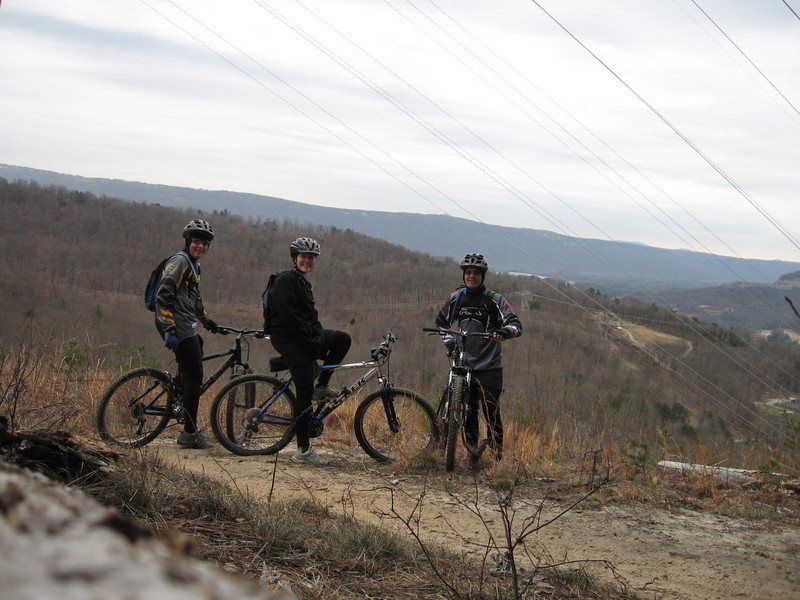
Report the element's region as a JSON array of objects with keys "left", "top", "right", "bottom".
[{"left": 209, "top": 331, "right": 439, "bottom": 463}]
